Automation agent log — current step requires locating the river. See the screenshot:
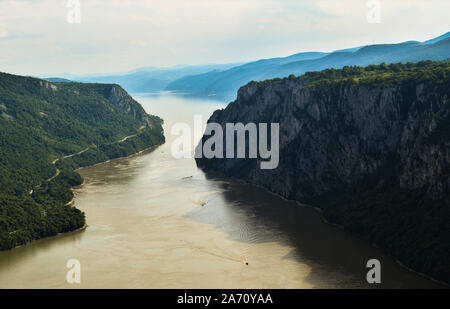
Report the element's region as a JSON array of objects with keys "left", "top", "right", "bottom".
[{"left": 0, "top": 92, "right": 441, "bottom": 288}]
